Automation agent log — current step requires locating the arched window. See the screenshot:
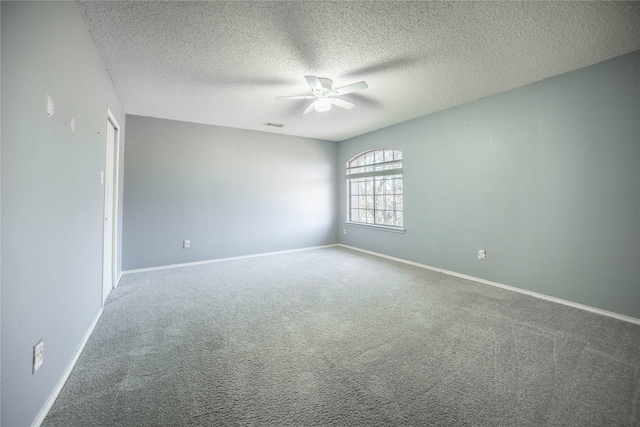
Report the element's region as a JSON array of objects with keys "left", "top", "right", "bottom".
[{"left": 346, "top": 149, "right": 403, "bottom": 229}]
